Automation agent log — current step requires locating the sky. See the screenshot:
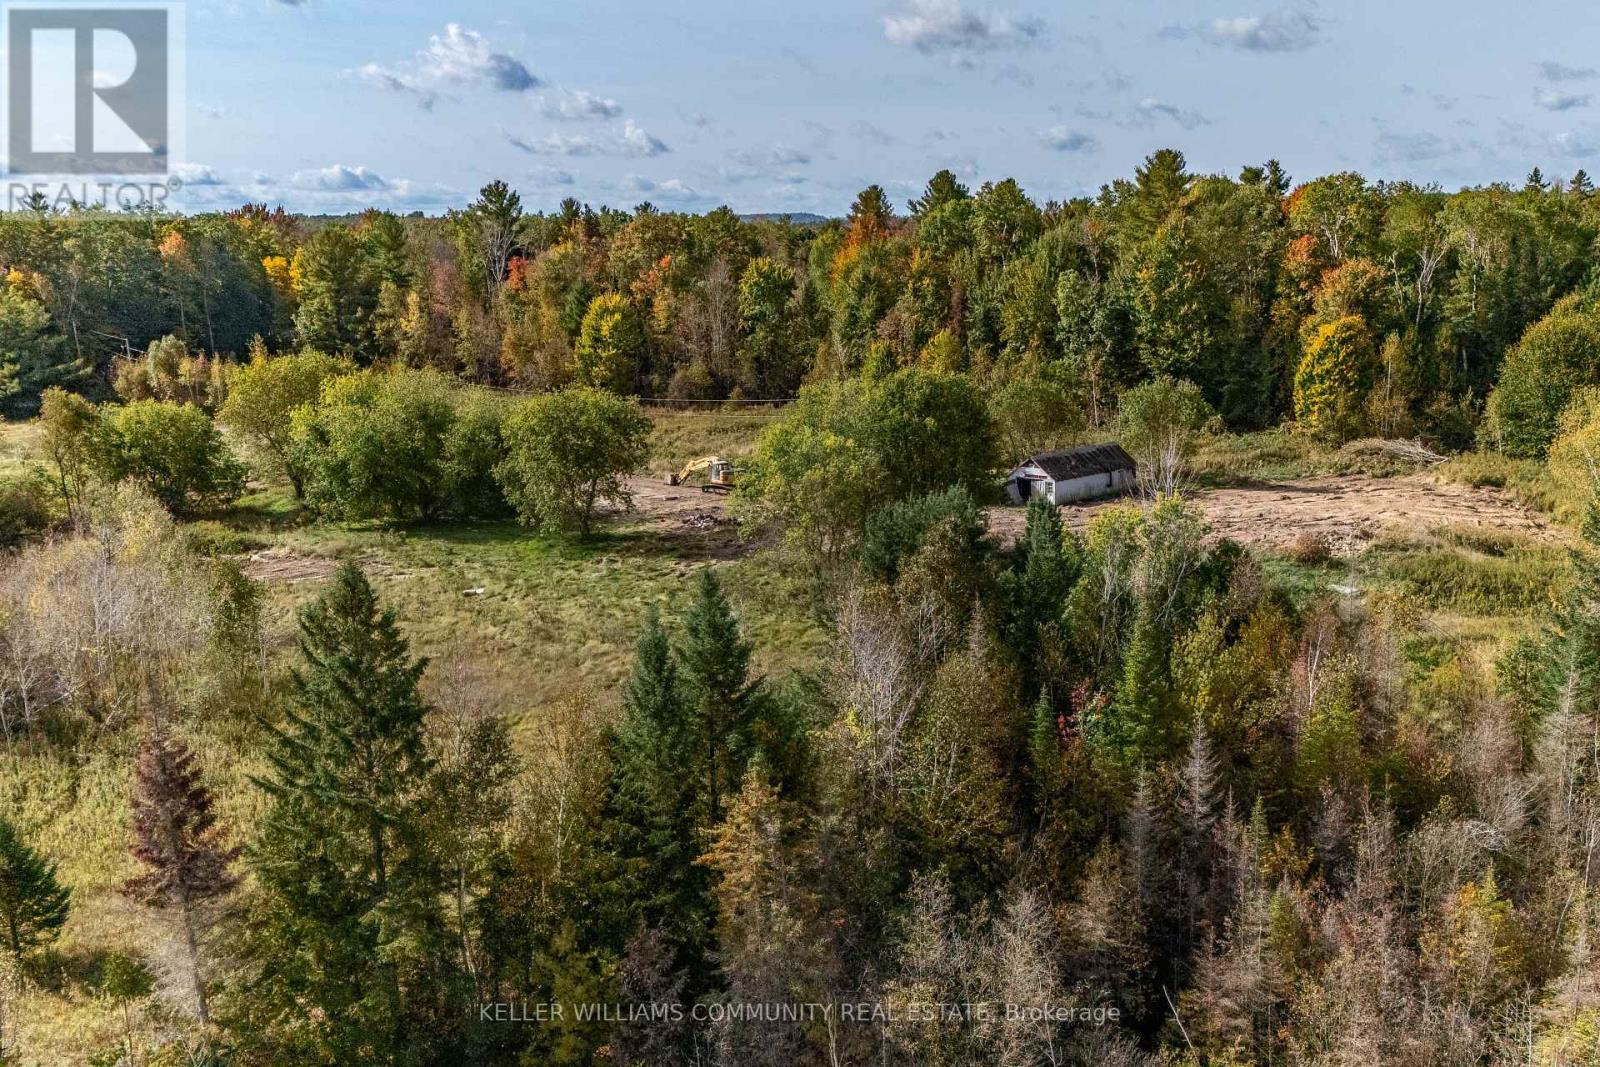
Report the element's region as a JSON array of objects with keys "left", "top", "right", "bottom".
[{"left": 171, "top": 0, "right": 1600, "bottom": 215}]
